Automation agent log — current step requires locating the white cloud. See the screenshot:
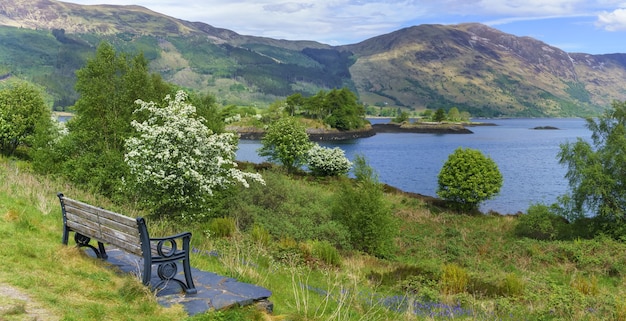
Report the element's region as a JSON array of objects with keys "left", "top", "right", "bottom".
[
  {"left": 263, "top": 2, "right": 314, "bottom": 14},
  {"left": 597, "top": 8, "right": 626, "bottom": 31},
  {"left": 60, "top": 0, "right": 626, "bottom": 47},
  {"left": 484, "top": 13, "right": 594, "bottom": 26}
]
